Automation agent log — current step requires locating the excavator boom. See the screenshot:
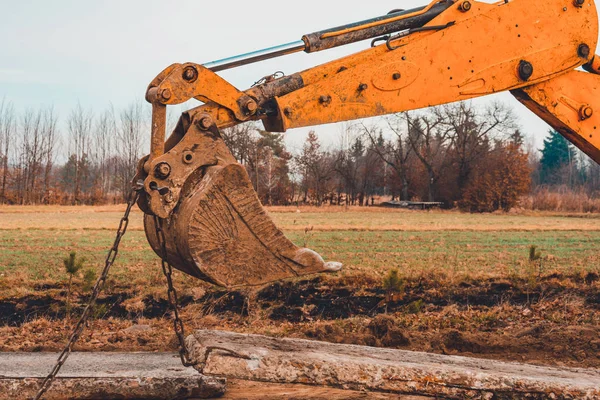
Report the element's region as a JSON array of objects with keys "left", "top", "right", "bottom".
[{"left": 136, "top": 0, "right": 600, "bottom": 288}]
